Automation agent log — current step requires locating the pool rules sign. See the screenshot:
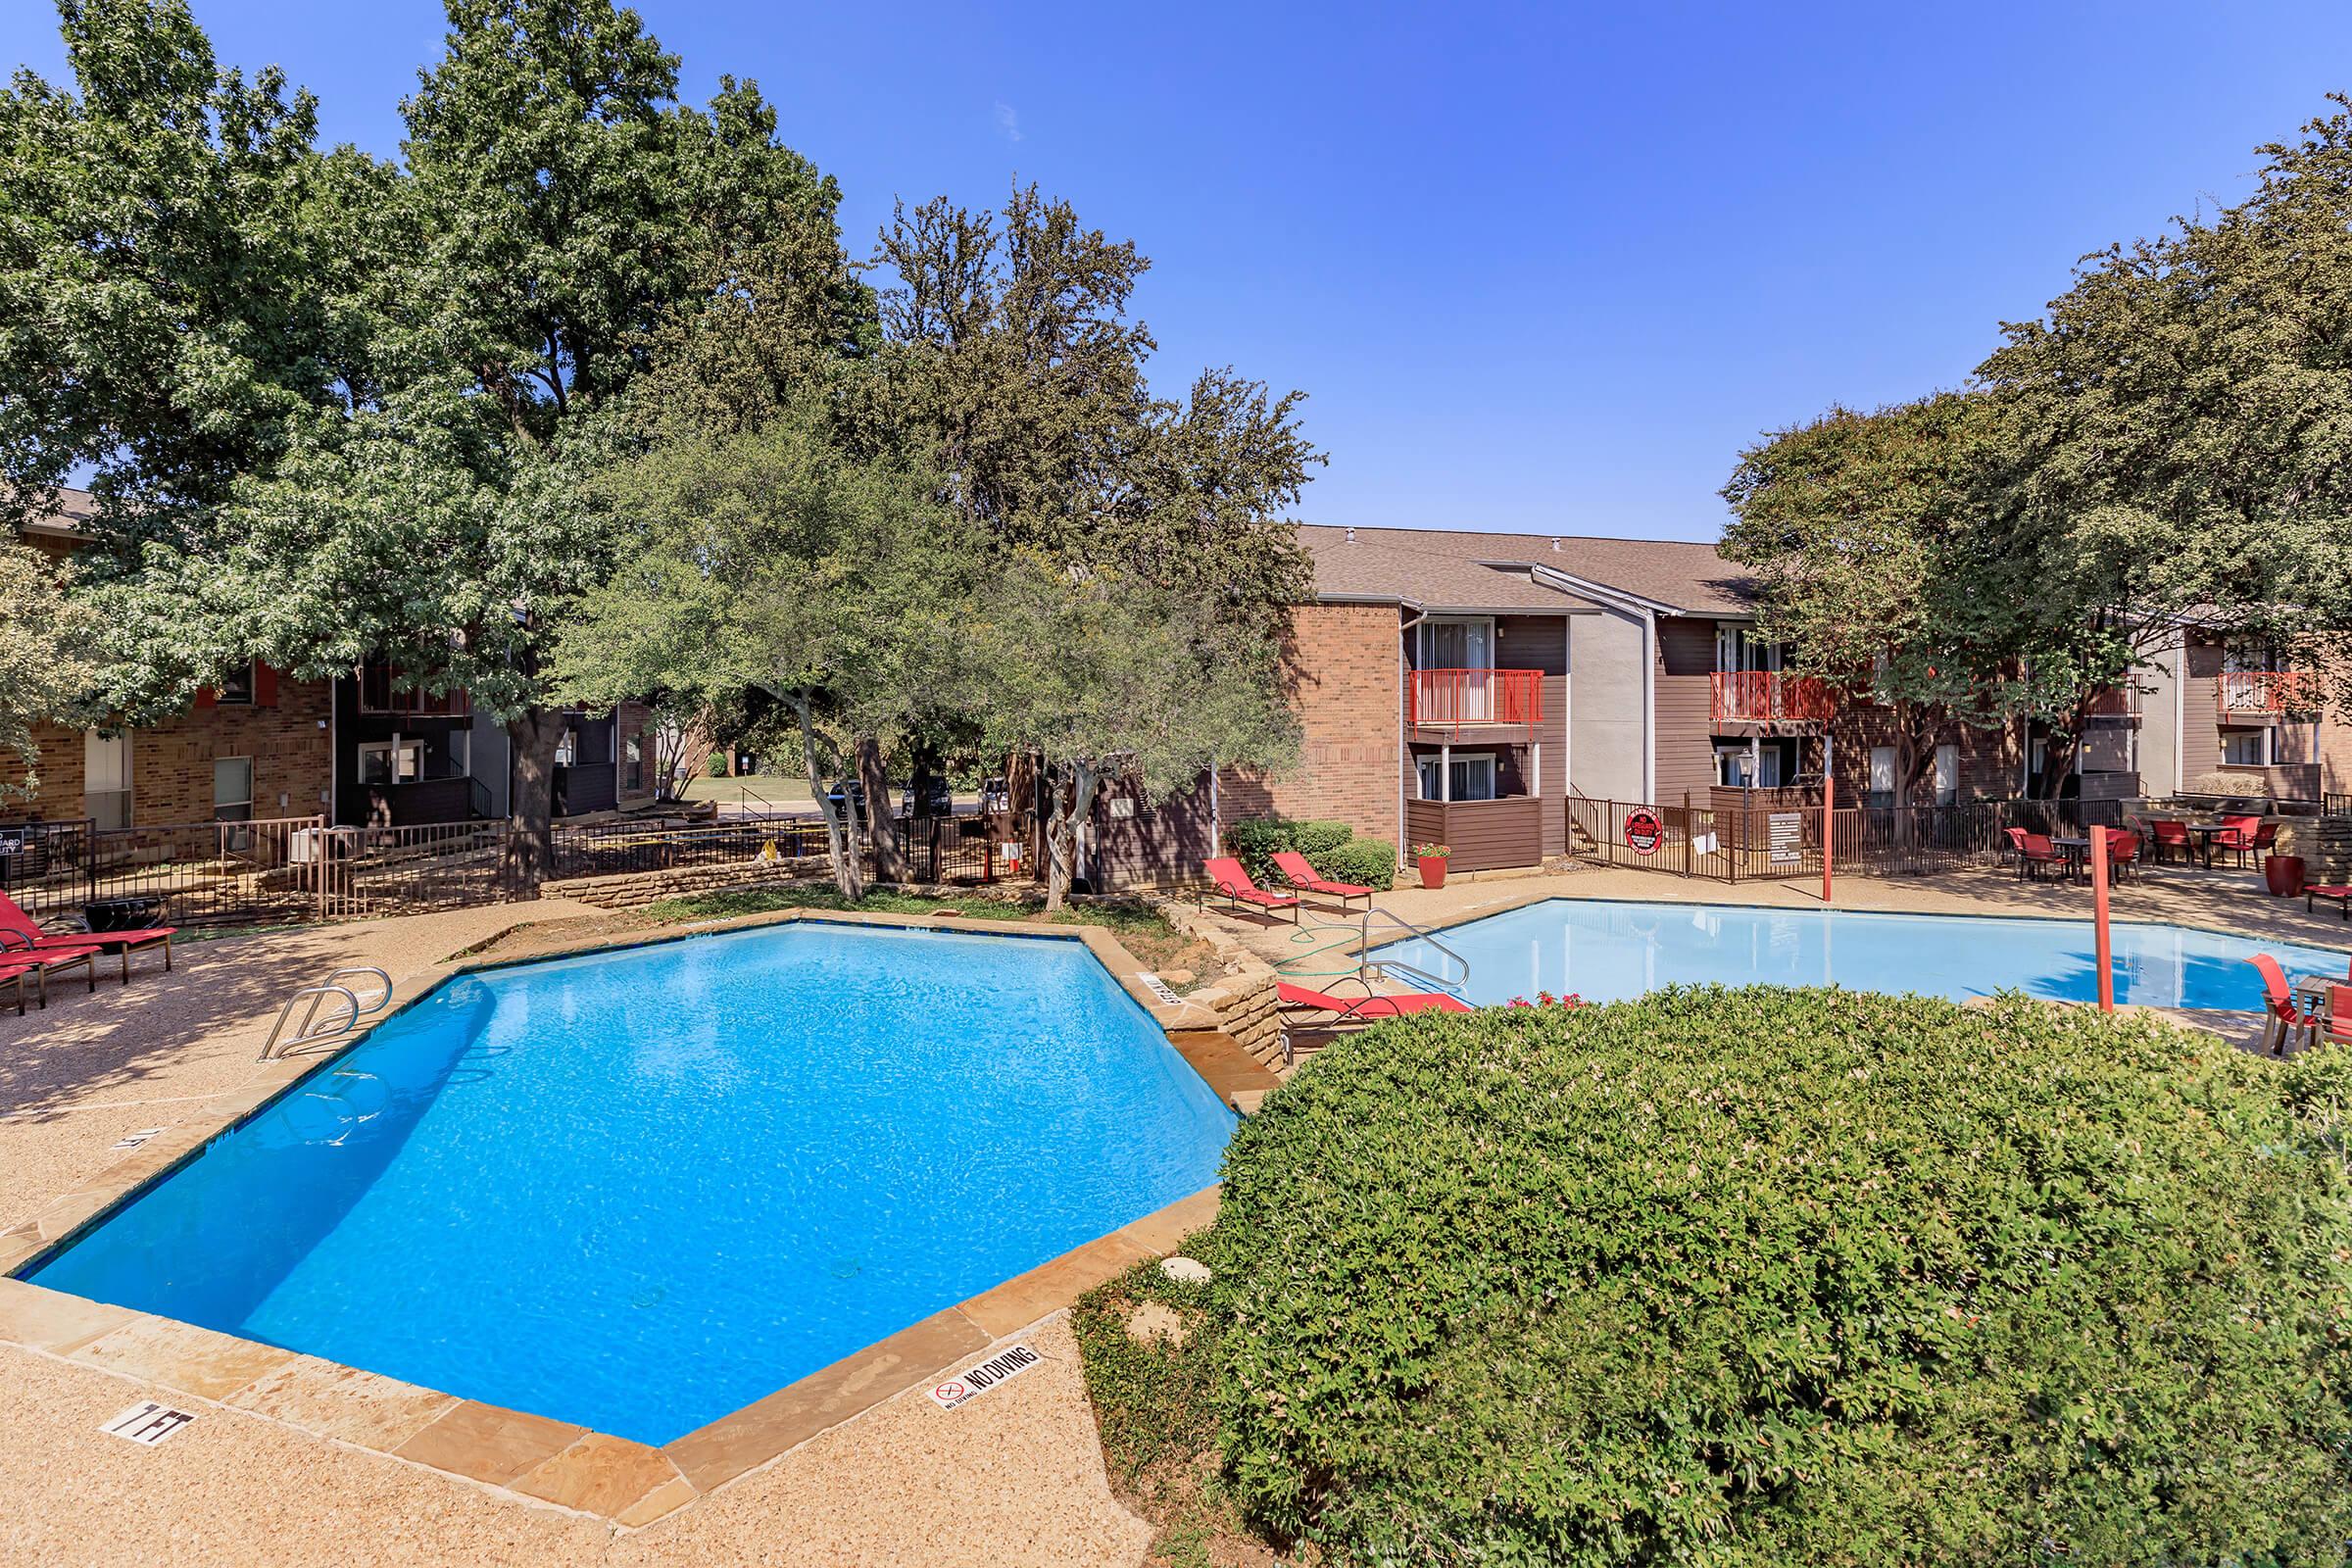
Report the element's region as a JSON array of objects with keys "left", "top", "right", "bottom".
[{"left": 930, "top": 1343, "right": 1044, "bottom": 1410}]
